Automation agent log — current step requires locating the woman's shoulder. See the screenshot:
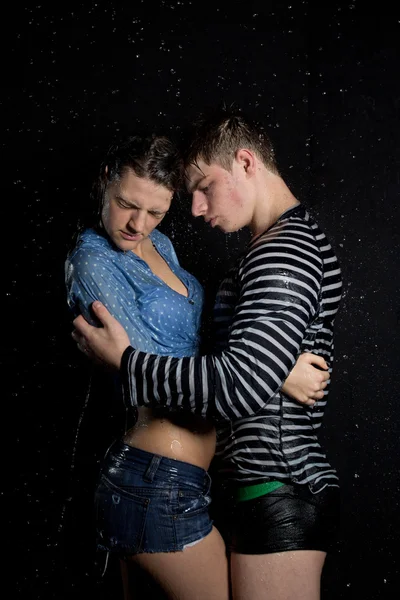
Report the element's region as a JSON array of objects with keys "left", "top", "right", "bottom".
[
  {"left": 68, "top": 228, "right": 116, "bottom": 266},
  {"left": 150, "top": 229, "right": 175, "bottom": 253}
]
